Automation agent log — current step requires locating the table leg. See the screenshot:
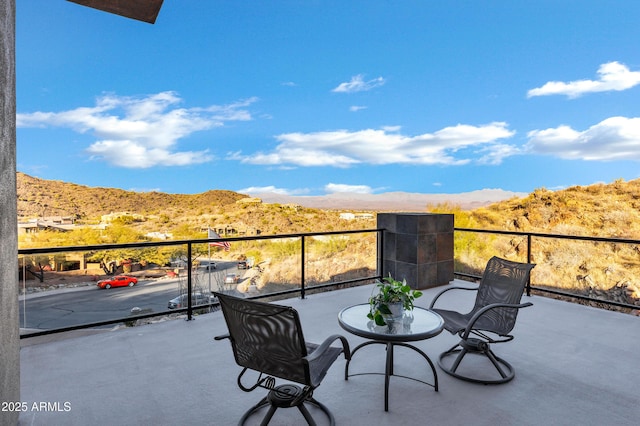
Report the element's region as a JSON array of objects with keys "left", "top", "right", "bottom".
[
  {"left": 391, "top": 342, "right": 439, "bottom": 391},
  {"left": 345, "top": 340, "right": 439, "bottom": 411},
  {"left": 384, "top": 342, "right": 394, "bottom": 411},
  {"left": 345, "top": 340, "right": 384, "bottom": 380}
]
